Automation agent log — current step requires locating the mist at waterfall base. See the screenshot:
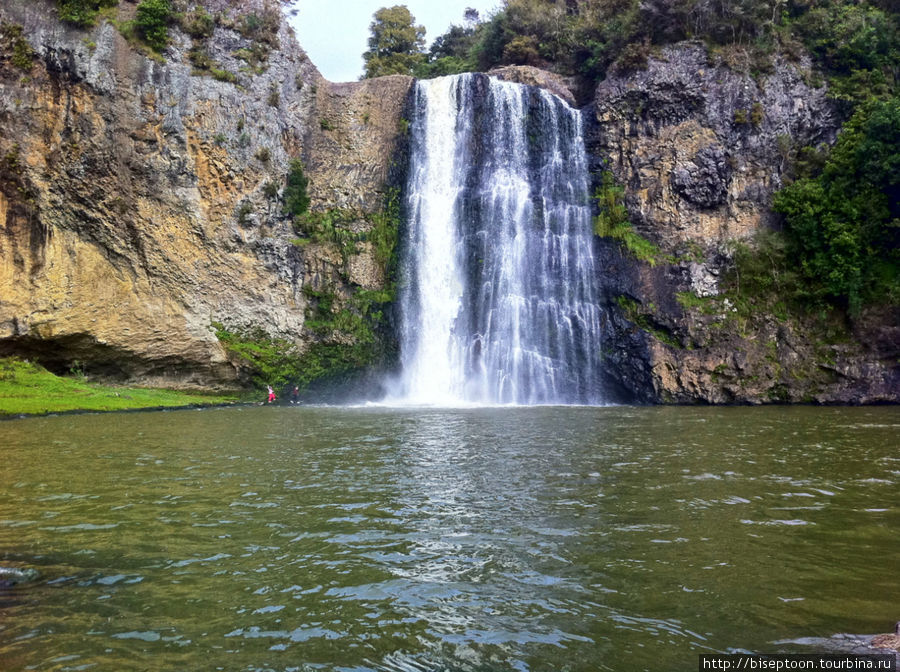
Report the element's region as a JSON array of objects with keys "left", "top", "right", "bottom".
[{"left": 383, "top": 74, "right": 604, "bottom": 407}]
